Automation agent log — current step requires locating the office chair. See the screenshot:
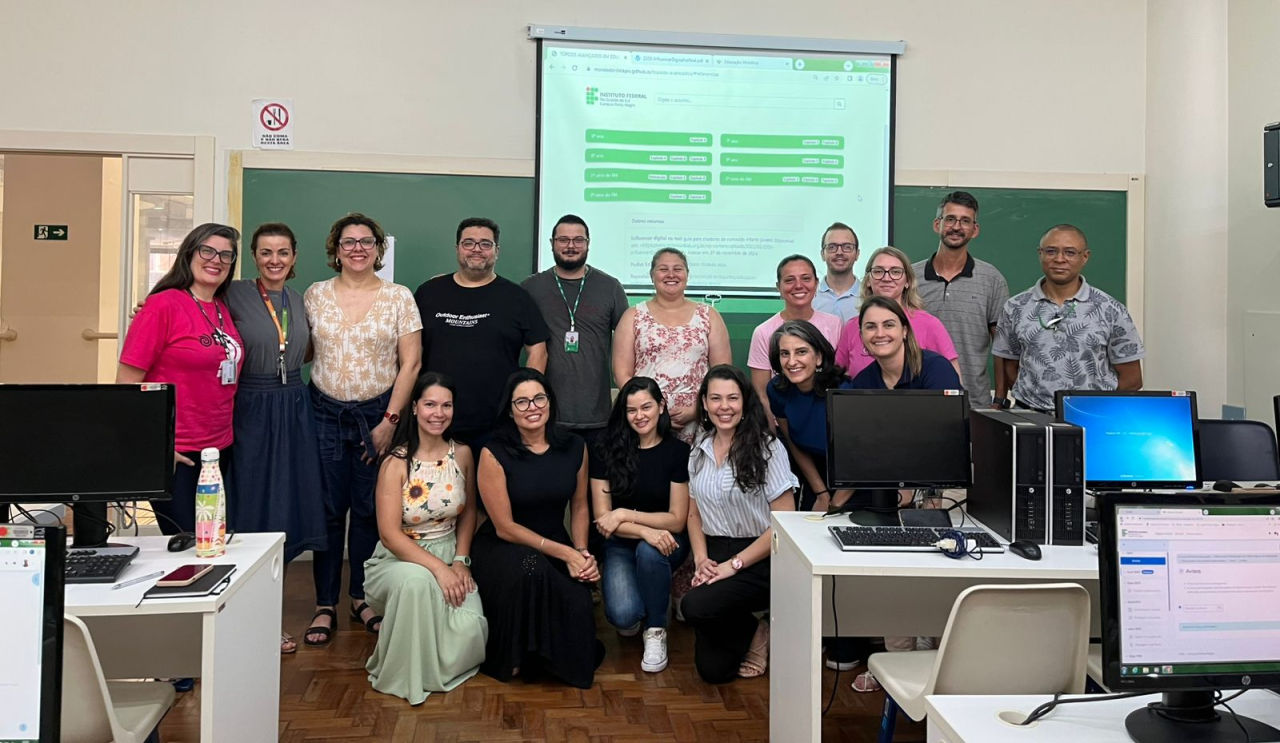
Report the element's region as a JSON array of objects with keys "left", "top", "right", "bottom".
[
  {"left": 60, "top": 615, "right": 176, "bottom": 743},
  {"left": 1198, "top": 418, "right": 1280, "bottom": 483},
  {"left": 866, "top": 583, "right": 1089, "bottom": 743}
]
